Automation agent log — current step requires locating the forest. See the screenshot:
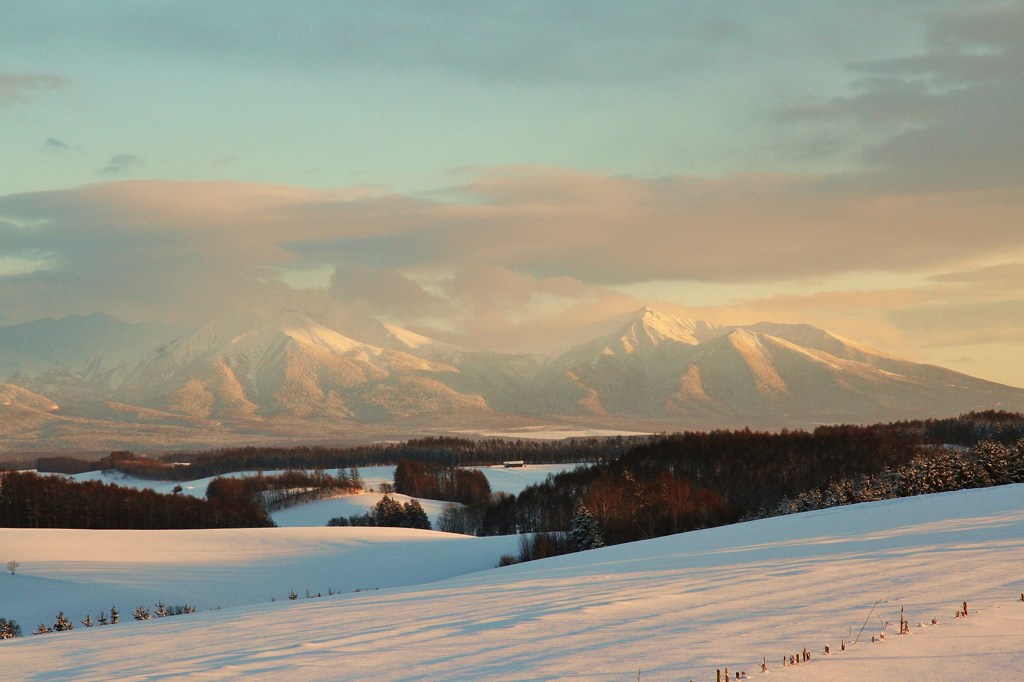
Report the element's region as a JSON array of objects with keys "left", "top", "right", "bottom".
[
  {"left": 32, "top": 435, "right": 642, "bottom": 479},
  {"left": 0, "top": 471, "right": 271, "bottom": 529},
  {"left": 4, "top": 411, "right": 1023, "bottom": 545}
]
